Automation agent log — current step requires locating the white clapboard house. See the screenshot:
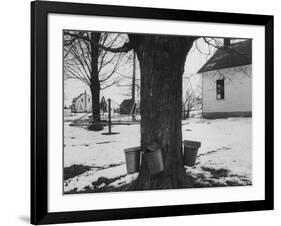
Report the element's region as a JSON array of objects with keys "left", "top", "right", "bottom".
[
  {"left": 198, "top": 39, "right": 252, "bottom": 119},
  {"left": 71, "top": 90, "right": 92, "bottom": 113}
]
